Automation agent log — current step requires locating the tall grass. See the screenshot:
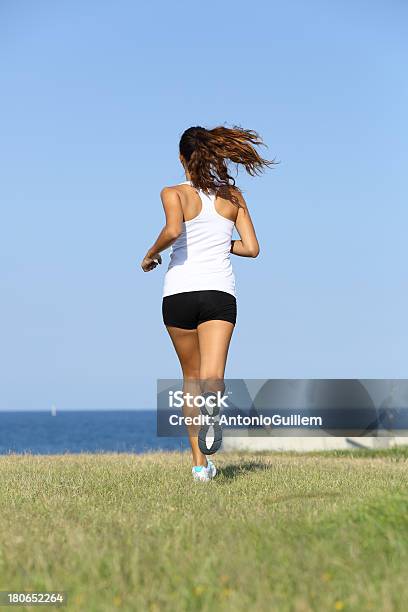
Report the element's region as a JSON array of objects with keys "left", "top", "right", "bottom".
[{"left": 1, "top": 450, "right": 408, "bottom": 611}]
